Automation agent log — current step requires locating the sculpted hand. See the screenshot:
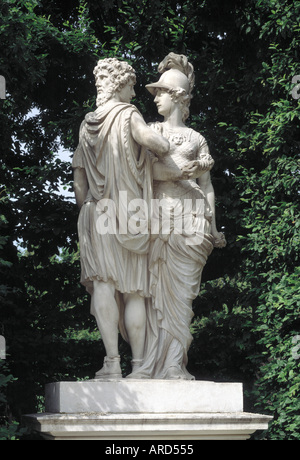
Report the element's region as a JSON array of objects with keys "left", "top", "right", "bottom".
[
  {"left": 212, "top": 231, "right": 227, "bottom": 248},
  {"left": 181, "top": 158, "right": 214, "bottom": 179}
]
